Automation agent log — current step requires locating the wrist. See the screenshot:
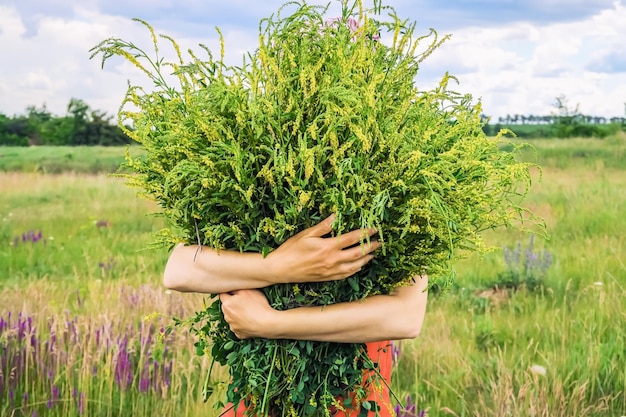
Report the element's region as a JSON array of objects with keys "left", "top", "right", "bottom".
[
  {"left": 264, "top": 251, "right": 286, "bottom": 285},
  {"left": 258, "top": 308, "right": 284, "bottom": 339}
]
